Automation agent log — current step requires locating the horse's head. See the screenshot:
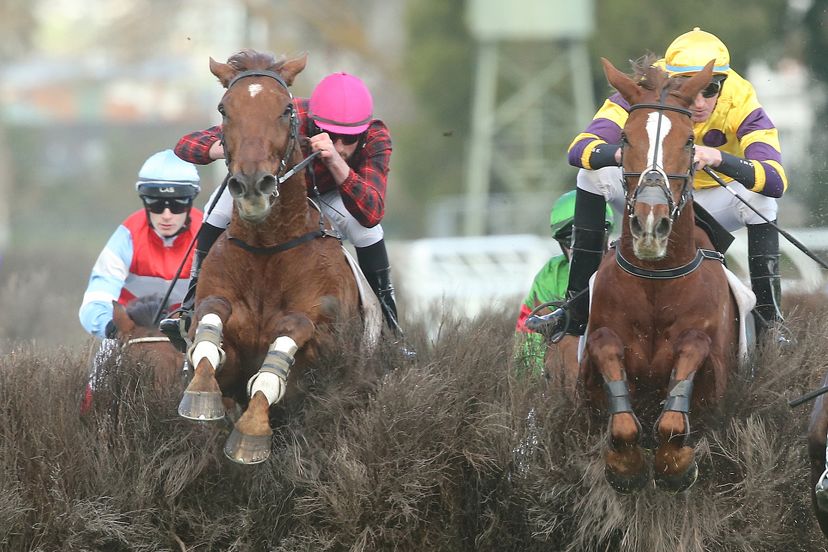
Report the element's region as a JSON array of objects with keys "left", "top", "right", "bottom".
[
  {"left": 602, "top": 57, "right": 713, "bottom": 260},
  {"left": 209, "top": 50, "right": 308, "bottom": 223},
  {"left": 112, "top": 296, "right": 184, "bottom": 389}
]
